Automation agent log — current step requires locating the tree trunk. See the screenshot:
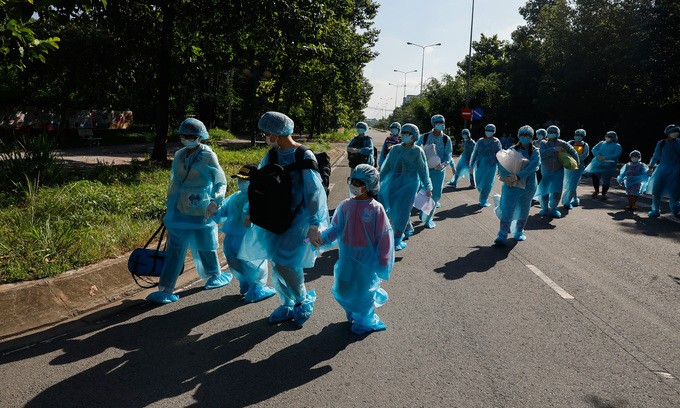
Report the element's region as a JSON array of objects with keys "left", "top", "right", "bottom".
[{"left": 150, "top": 1, "right": 175, "bottom": 162}]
